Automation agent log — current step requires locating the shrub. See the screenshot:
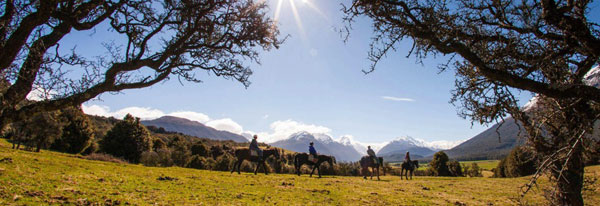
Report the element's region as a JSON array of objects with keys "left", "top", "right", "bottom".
[
  {"left": 140, "top": 151, "right": 161, "bottom": 167},
  {"left": 51, "top": 107, "right": 95, "bottom": 154},
  {"left": 156, "top": 148, "right": 174, "bottom": 167},
  {"left": 101, "top": 114, "right": 153, "bottom": 163},
  {"left": 447, "top": 160, "right": 463, "bottom": 177},
  {"left": 429, "top": 151, "right": 451, "bottom": 176},
  {"left": 84, "top": 153, "right": 128, "bottom": 164},
  {"left": 494, "top": 146, "right": 537, "bottom": 178},
  {"left": 191, "top": 142, "right": 209, "bottom": 157},
  {"left": 213, "top": 153, "right": 235, "bottom": 171},
  {"left": 466, "top": 163, "right": 483, "bottom": 177},
  {"left": 188, "top": 155, "right": 211, "bottom": 170}
]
